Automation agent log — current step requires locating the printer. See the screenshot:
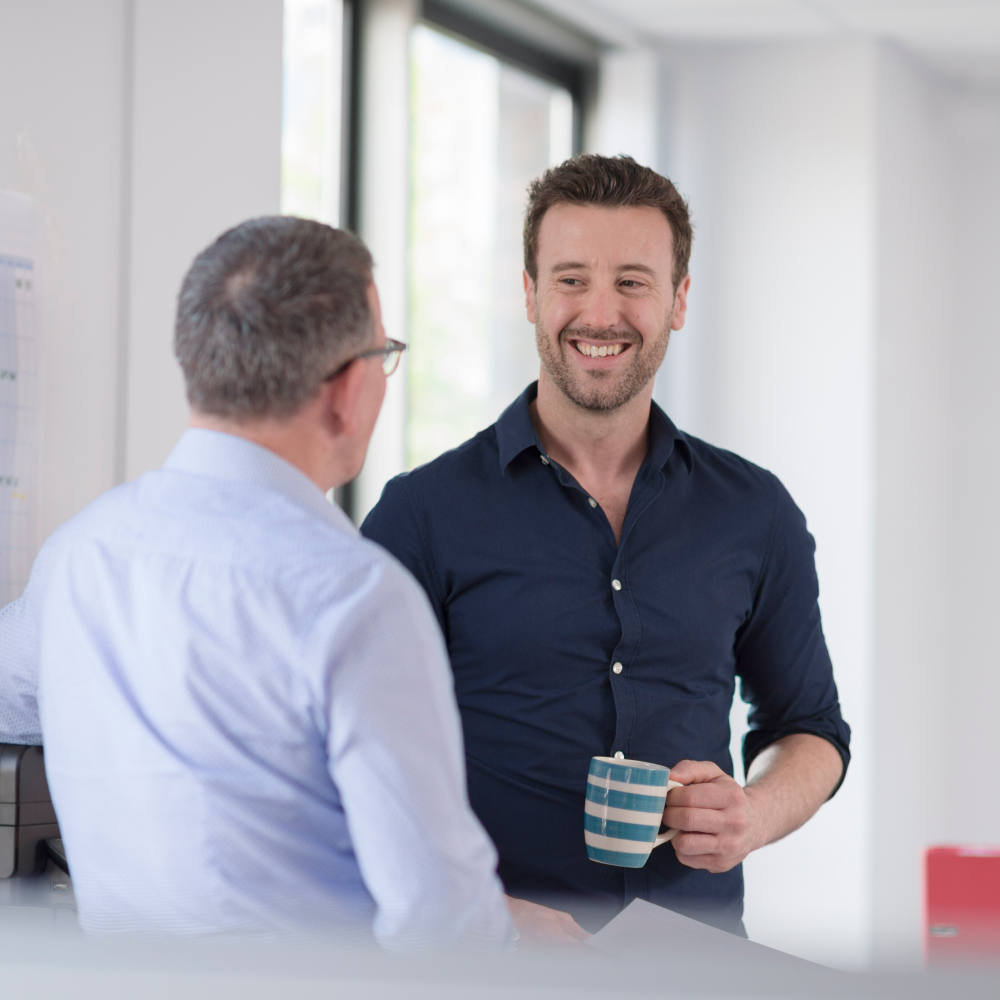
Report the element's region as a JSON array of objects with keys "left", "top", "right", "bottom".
[{"left": 0, "top": 744, "right": 62, "bottom": 878}]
